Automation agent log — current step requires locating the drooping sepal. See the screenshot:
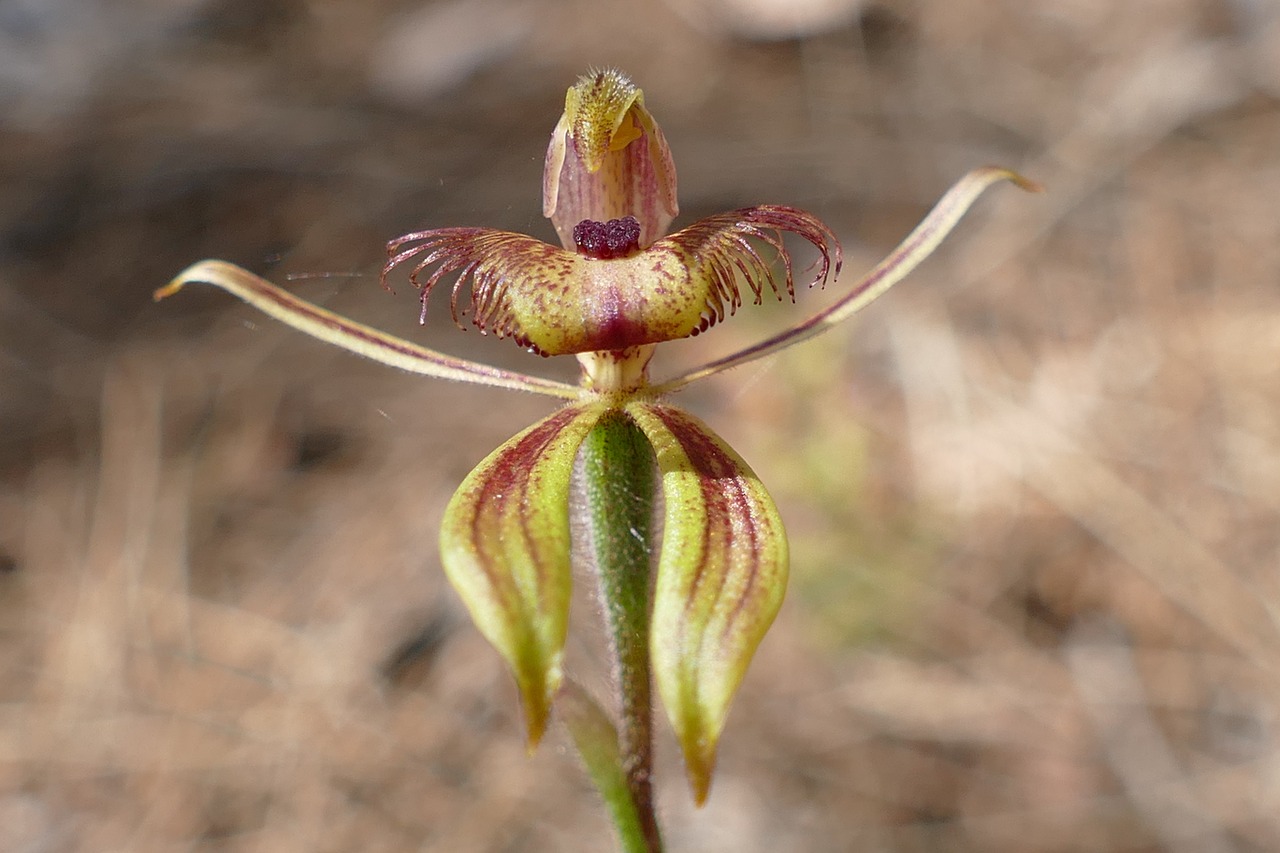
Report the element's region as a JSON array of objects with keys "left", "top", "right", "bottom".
[
  {"left": 625, "top": 401, "right": 788, "bottom": 804},
  {"left": 439, "top": 402, "right": 607, "bottom": 745}
]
